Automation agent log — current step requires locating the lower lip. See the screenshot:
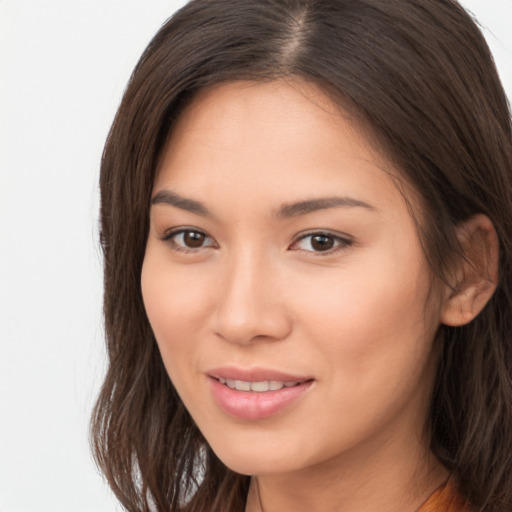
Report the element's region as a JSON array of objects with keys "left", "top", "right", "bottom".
[{"left": 208, "top": 378, "right": 313, "bottom": 420}]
